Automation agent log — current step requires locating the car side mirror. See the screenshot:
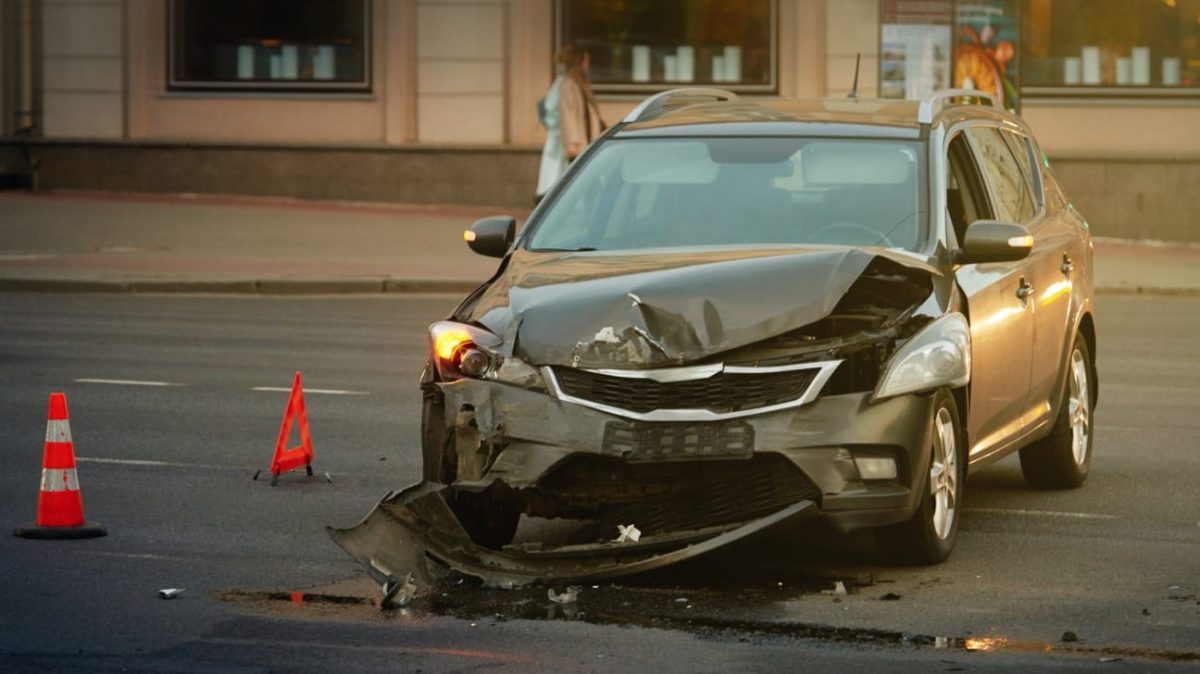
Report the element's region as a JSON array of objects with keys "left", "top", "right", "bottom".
[
  {"left": 464, "top": 216, "right": 515, "bottom": 258},
  {"left": 956, "top": 220, "right": 1032, "bottom": 264}
]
